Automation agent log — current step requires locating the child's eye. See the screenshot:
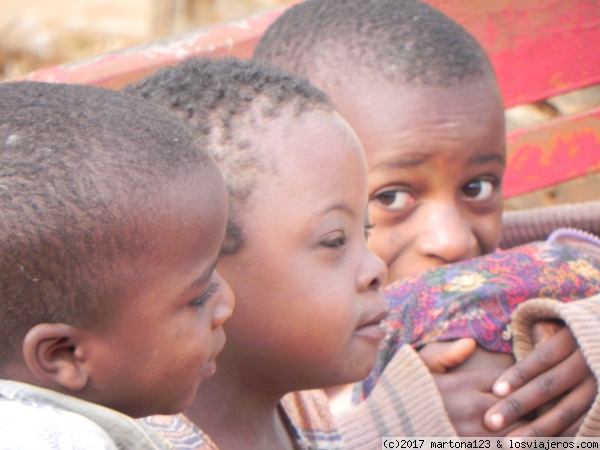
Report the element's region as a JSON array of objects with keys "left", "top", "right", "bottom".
[
  {"left": 322, "top": 236, "right": 346, "bottom": 248},
  {"left": 190, "top": 281, "right": 220, "bottom": 307},
  {"left": 372, "top": 188, "right": 415, "bottom": 211},
  {"left": 462, "top": 178, "right": 497, "bottom": 201}
]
